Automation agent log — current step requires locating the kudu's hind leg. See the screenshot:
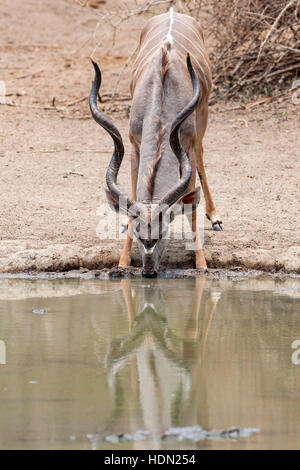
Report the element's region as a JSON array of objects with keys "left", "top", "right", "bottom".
[
  {"left": 119, "top": 142, "right": 139, "bottom": 267},
  {"left": 195, "top": 106, "right": 223, "bottom": 231}
]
